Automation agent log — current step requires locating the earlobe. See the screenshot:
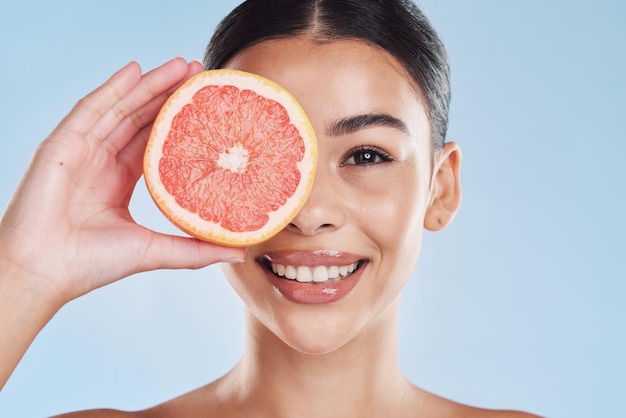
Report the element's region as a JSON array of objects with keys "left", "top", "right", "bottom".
[{"left": 424, "top": 142, "right": 462, "bottom": 231}]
